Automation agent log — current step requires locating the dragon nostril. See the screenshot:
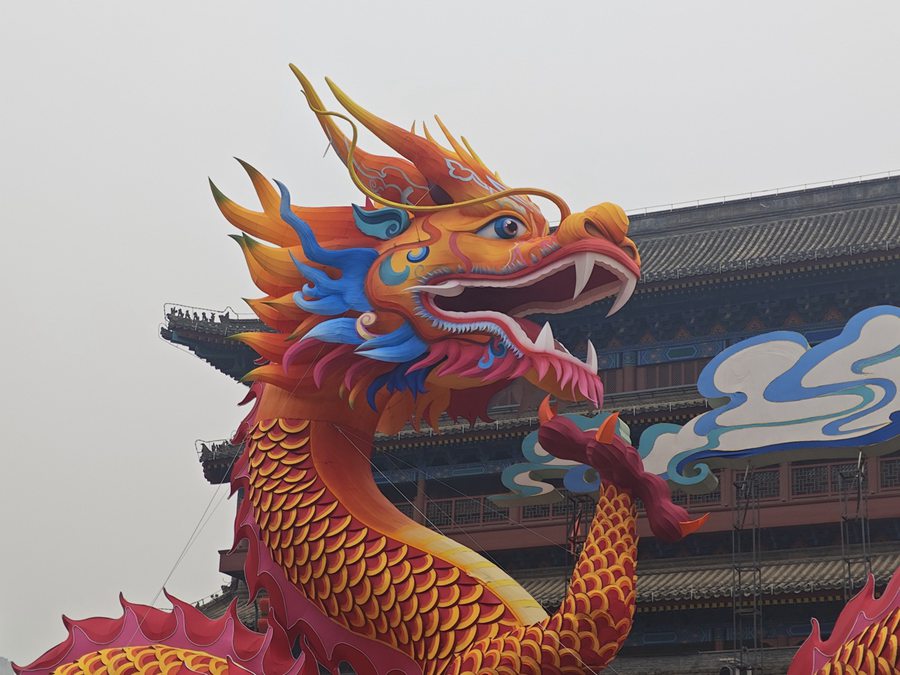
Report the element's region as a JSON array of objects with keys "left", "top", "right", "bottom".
[{"left": 585, "top": 221, "right": 605, "bottom": 239}]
